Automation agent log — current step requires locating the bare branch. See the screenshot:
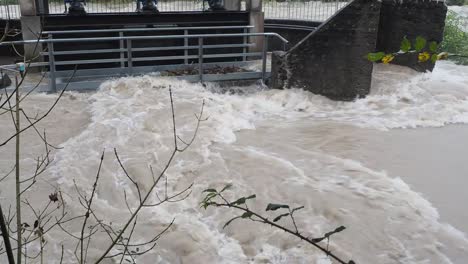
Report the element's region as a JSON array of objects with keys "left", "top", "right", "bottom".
[
  {"left": 0, "top": 67, "right": 77, "bottom": 148},
  {"left": 80, "top": 151, "right": 105, "bottom": 263},
  {"left": 114, "top": 149, "right": 142, "bottom": 203},
  {"left": 0, "top": 203, "right": 15, "bottom": 264}
]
